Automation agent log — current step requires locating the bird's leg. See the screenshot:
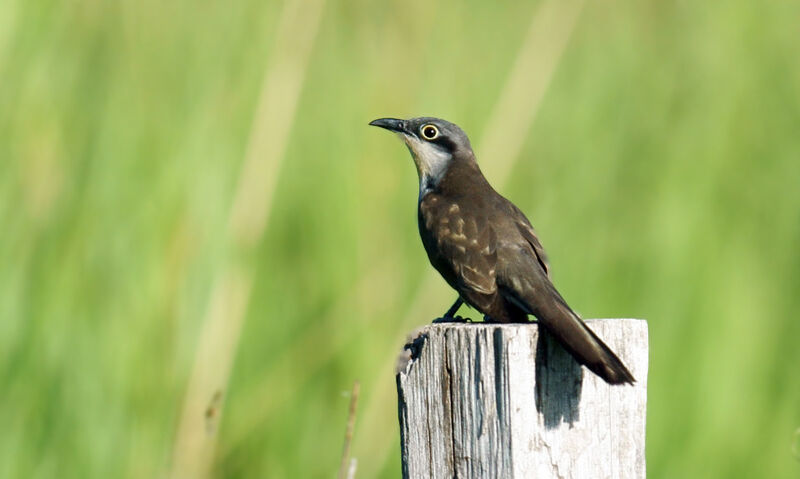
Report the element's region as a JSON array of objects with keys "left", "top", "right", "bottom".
[
  {"left": 433, "top": 297, "right": 466, "bottom": 323},
  {"left": 444, "top": 297, "right": 464, "bottom": 318}
]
